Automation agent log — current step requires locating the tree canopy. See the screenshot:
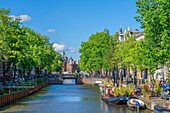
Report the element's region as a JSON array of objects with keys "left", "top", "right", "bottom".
[{"left": 0, "top": 8, "right": 63, "bottom": 79}]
